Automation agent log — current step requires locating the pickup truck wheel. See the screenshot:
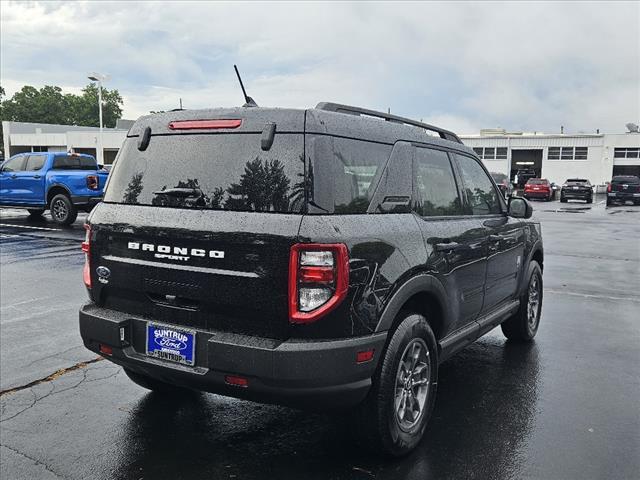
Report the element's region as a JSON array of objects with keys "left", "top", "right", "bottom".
[
  {"left": 27, "top": 209, "right": 45, "bottom": 217},
  {"left": 501, "top": 260, "right": 542, "bottom": 342},
  {"left": 124, "top": 368, "right": 194, "bottom": 395},
  {"left": 50, "top": 194, "right": 78, "bottom": 225},
  {"left": 586, "top": 197, "right": 593, "bottom": 204},
  {"left": 353, "top": 311, "right": 438, "bottom": 457}
]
